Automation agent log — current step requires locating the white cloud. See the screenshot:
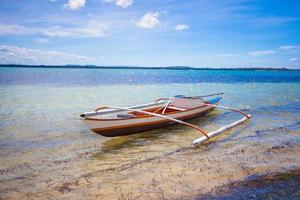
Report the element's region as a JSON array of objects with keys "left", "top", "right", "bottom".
[
  {"left": 42, "top": 22, "right": 108, "bottom": 37},
  {"left": 174, "top": 24, "right": 189, "bottom": 31},
  {"left": 0, "top": 23, "right": 36, "bottom": 36},
  {"left": 0, "top": 45, "right": 88, "bottom": 65},
  {"left": 36, "top": 38, "right": 49, "bottom": 44},
  {"left": 64, "top": 0, "right": 86, "bottom": 10},
  {"left": 104, "top": 0, "right": 133, "bottom": 8},
  {"left": 0, "top": 22, "right": 109, "bottom": 38},
  {"left": 248, "top": 50, "right": 275, "bottom": 56},
  {"left": 136, "top": 12, "right": 160, "bottom": 29},
  {"left": 116, "top": 0, "right": 133, "bottom": 8},
  {"left": 278, "top": 45, "right": 297, "bottom": 50},
  {"left": 290, "top": 57, "right": 298, "bottom": 62}
]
